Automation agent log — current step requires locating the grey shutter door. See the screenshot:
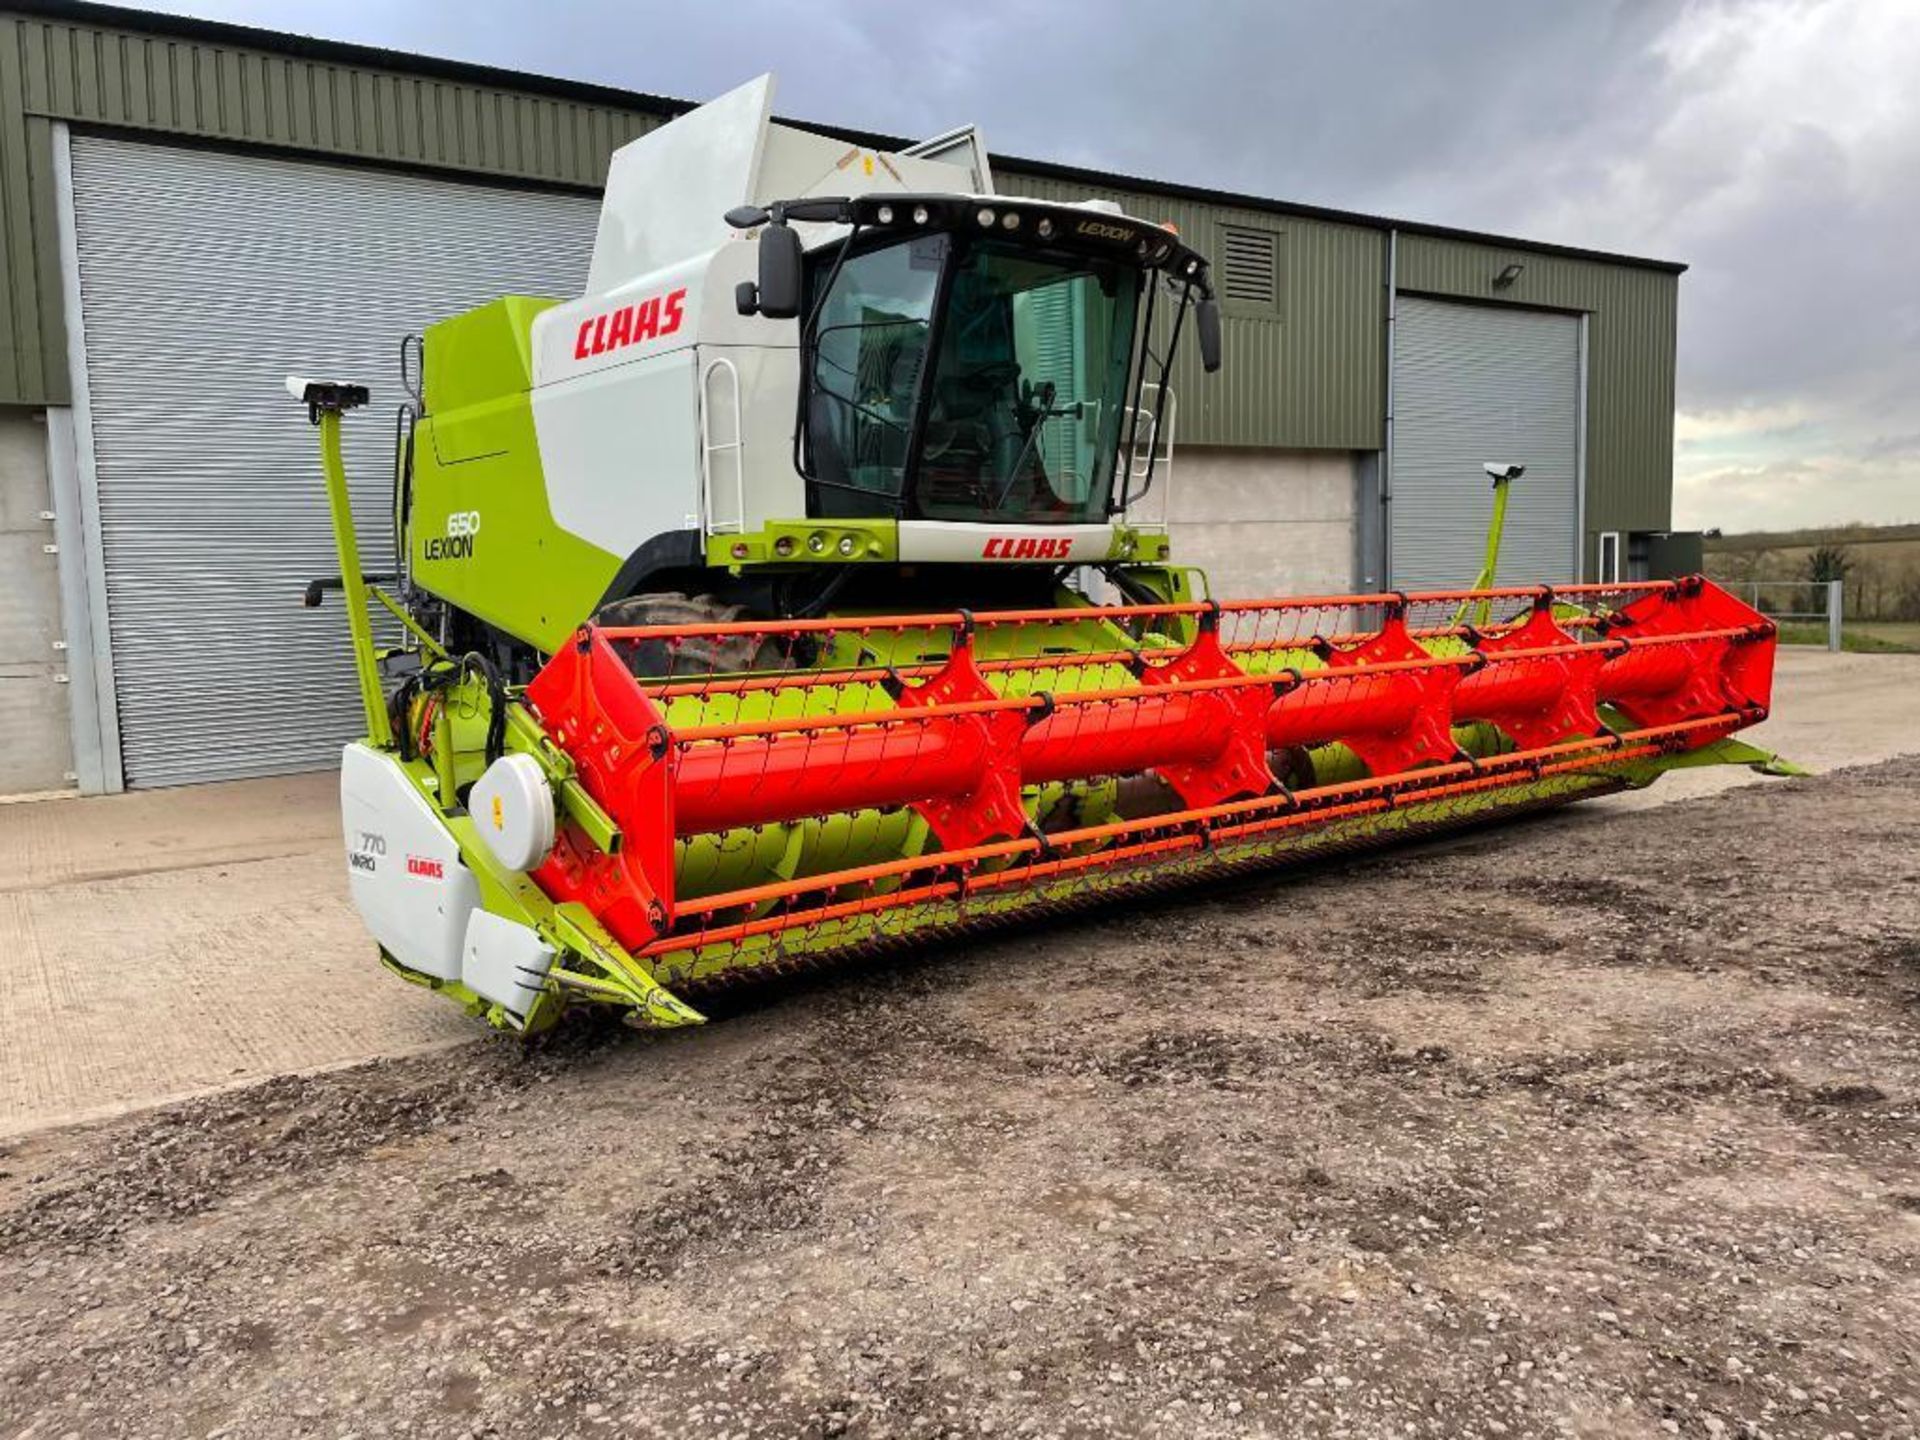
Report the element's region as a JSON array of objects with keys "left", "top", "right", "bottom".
[
  {"left": 67, "top": 137, "right": 600, "bottom": 787},
  {"left": 1390, "top": 296, "right": 1580, "bottom": 591},
  {"left": 1016, "top": 282, "right": 1082, "bottom": 491}
]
